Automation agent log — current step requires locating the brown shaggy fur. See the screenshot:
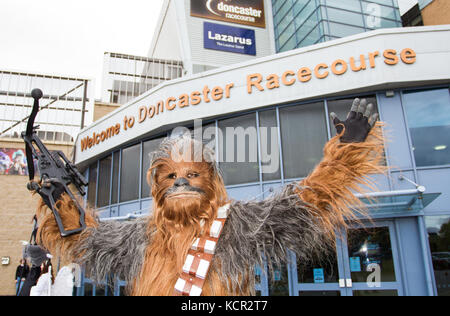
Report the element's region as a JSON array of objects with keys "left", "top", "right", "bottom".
[
  {"left": 36, "top": 195, "right": 98, "bottom": 261},
  {"left": 35, "top": 122, "right": 385, "bottom": 296},
  {"left": 298, "top": 122, "right": 385, "bottom": 241},
  {"left": 131, "top": 155, "right": 231, "bottom": 295}
]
